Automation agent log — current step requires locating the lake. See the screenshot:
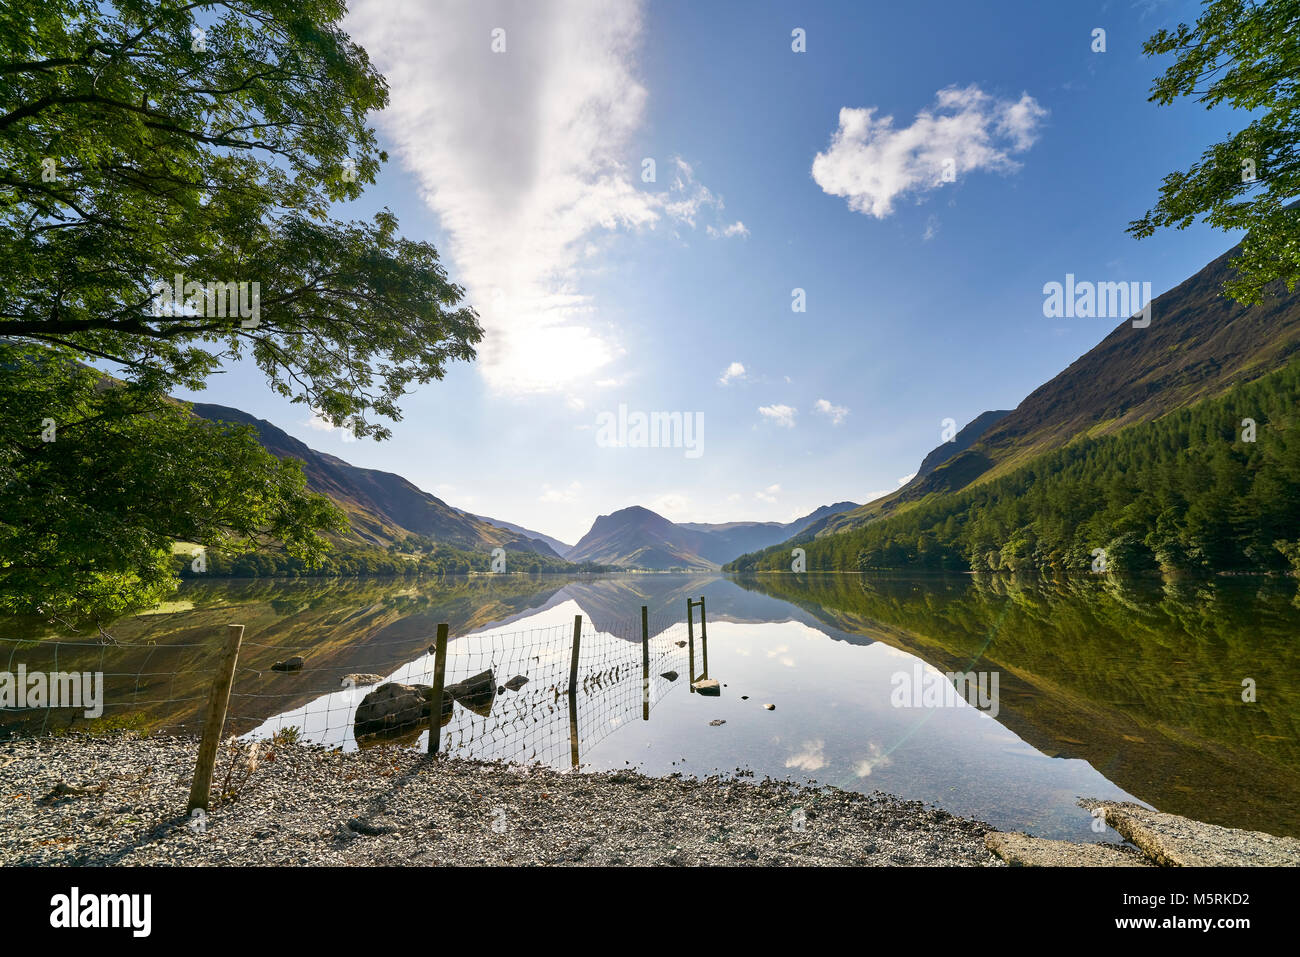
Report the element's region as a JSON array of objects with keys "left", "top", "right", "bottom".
[{"left": 5, "top": 572, "right": 1297, "bottom": 842}]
